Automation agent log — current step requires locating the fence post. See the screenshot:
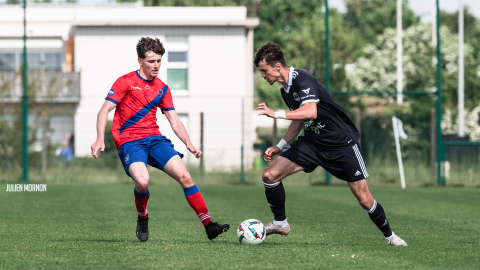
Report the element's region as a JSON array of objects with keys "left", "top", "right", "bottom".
[
  {"left": 22, "top": 0, "right": 28, "bottom": 184},
  {"left": 430, "top": 108, "right": 436, "bottom": 178},
  {"left": 241, "top": 98, "right": 245, "bottom": 185},
  {"left": 435, "top": 0, "right": 445, "bottom": 186},
  {"left": 324, "top": 0, "right": 331, "bottom": 185}
]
